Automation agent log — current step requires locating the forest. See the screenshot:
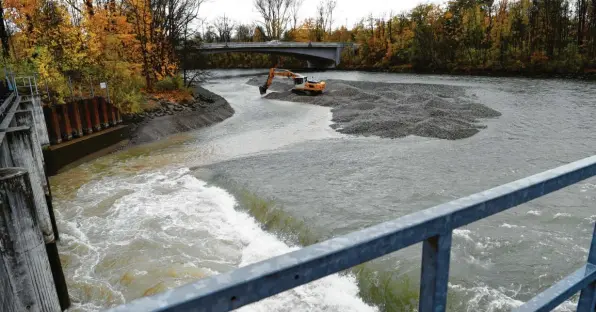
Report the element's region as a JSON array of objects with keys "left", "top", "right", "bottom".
[
  {"left": 204, "top": 0, "right": 596, "bottom": 76},
  {"left": 2, "top": 0, "right": 596, "bottom": 113}
]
